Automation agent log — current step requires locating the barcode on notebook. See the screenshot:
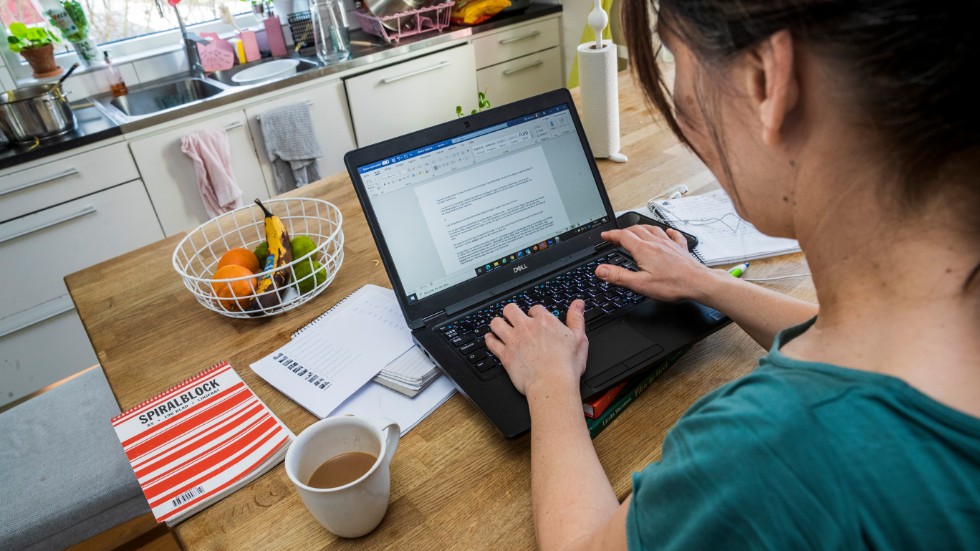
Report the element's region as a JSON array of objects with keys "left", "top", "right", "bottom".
[
  {"left": 273, "top": 352, "right": 331, "bottom": 390},
  {"left": 171, "top": 486, "right": 205, "bottom": 507}
]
